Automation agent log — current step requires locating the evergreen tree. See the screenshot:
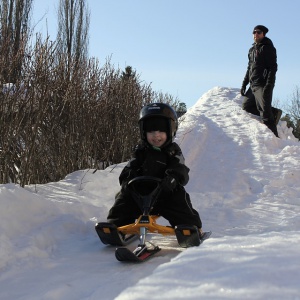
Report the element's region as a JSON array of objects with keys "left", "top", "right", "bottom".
[{"left": 177, "top": 102, "right": 187, "bottom": 117}]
